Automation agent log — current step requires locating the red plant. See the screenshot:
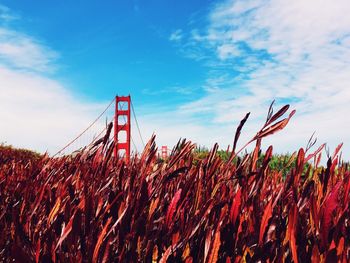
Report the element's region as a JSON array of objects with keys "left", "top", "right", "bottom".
[{"left": 0, "top": 102, "right": 349, "bottom": 262}]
